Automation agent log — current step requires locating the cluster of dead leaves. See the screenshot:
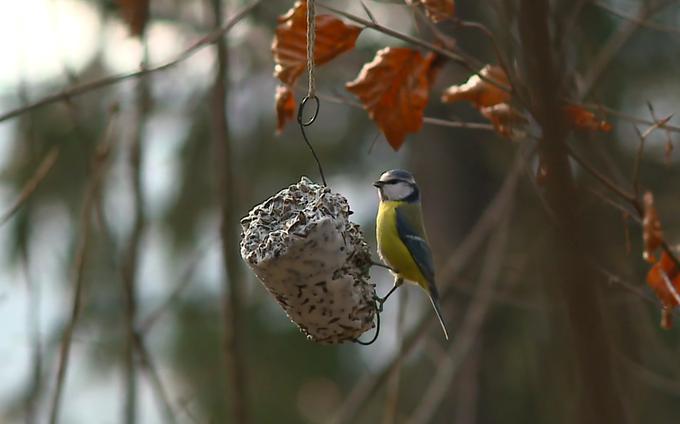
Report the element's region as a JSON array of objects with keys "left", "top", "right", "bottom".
[
  {"left": 642, "top": 191, "right": 680, "bottom": 329},
  {"left": 272, "top": 1, "right": 612, "bottom": 149},
  {"left": 441, "top": 66, "right": 613, "bottom": 139},
  {"left": 272, "top": 1, "right": 451, "bottom": 148}
]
